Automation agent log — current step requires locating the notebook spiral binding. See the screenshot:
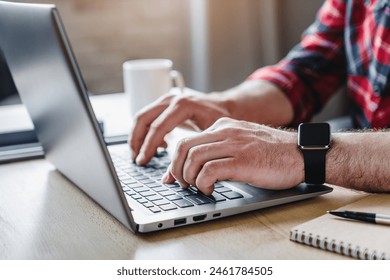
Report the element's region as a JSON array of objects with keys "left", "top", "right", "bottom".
[{"left": 290, "top": 229, "right": 388, "bottom": 260}]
